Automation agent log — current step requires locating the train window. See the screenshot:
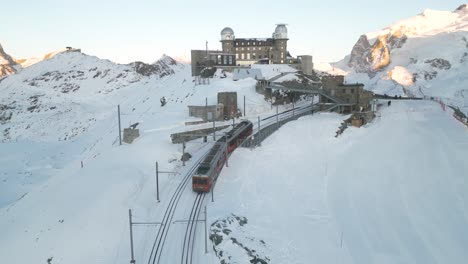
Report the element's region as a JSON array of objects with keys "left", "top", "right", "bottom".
[
  {"left": 197, "top": 166, "right": 209, "bottom": 174},
  {"left": 193, "top": 178, "right": 208, "bottom": 185}
]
